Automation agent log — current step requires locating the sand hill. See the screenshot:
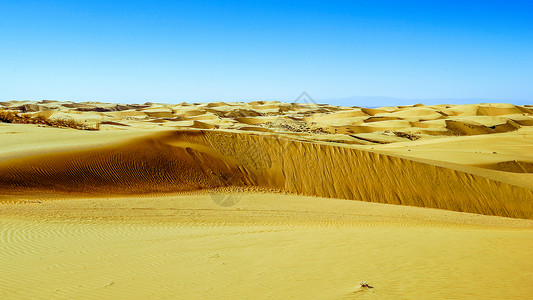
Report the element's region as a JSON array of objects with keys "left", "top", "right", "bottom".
[
  {"left": 1, "top": 100, "right": 532, "bottom": 218},
  {"left": 1, "top": 101, "right": 533, "bottom": 299}
]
